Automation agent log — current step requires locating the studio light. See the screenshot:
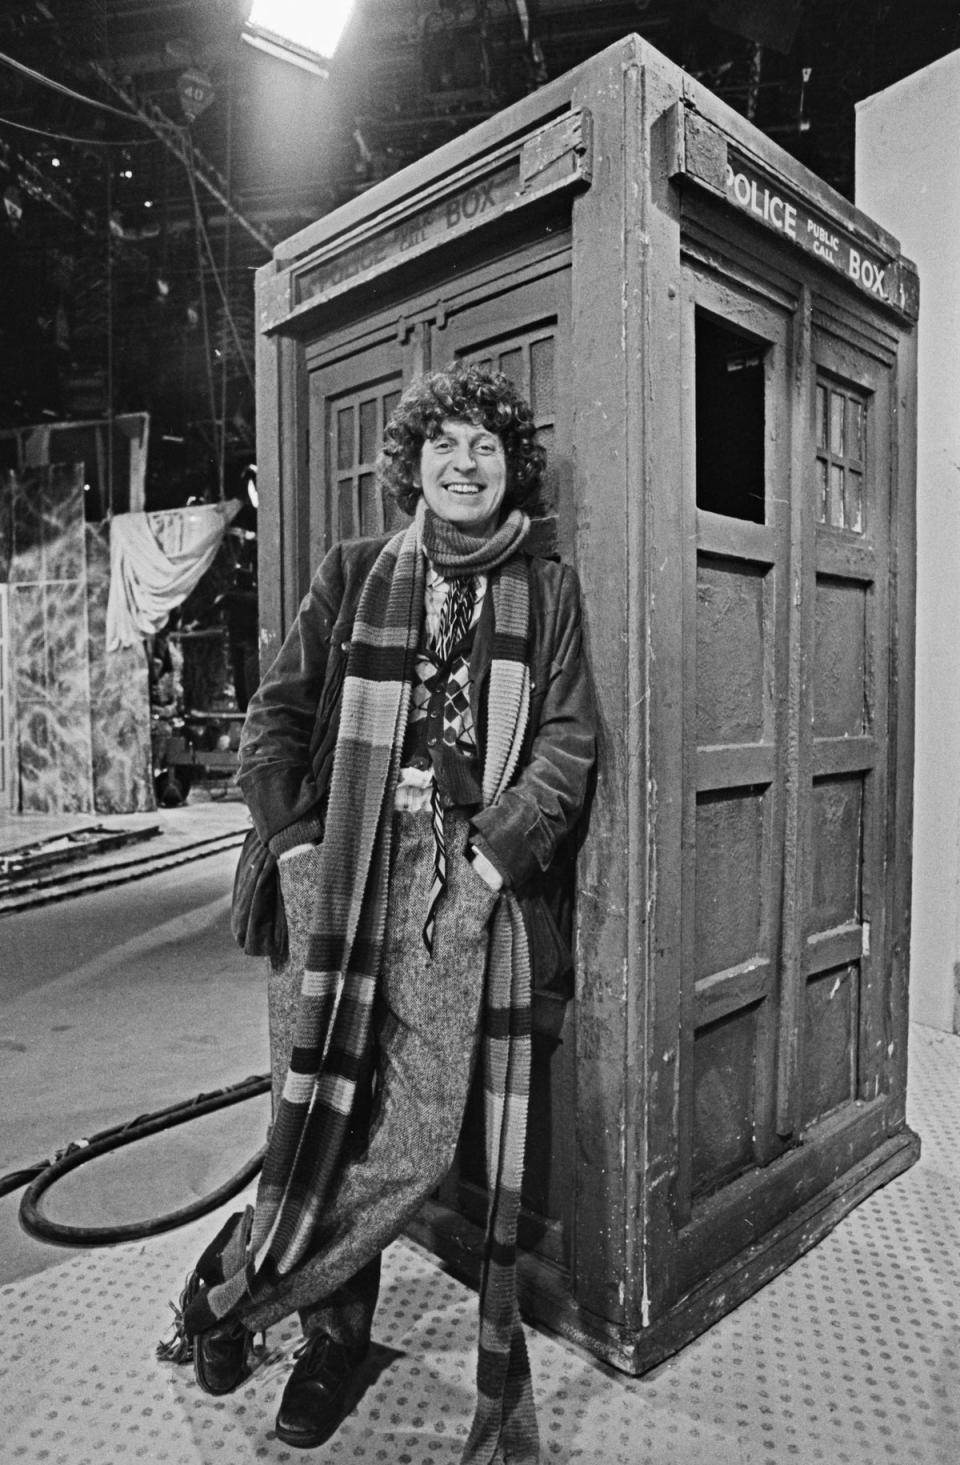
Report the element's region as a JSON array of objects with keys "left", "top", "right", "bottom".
[{"left": 243, "top": 1, "right": 355, "bottom": 75}]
